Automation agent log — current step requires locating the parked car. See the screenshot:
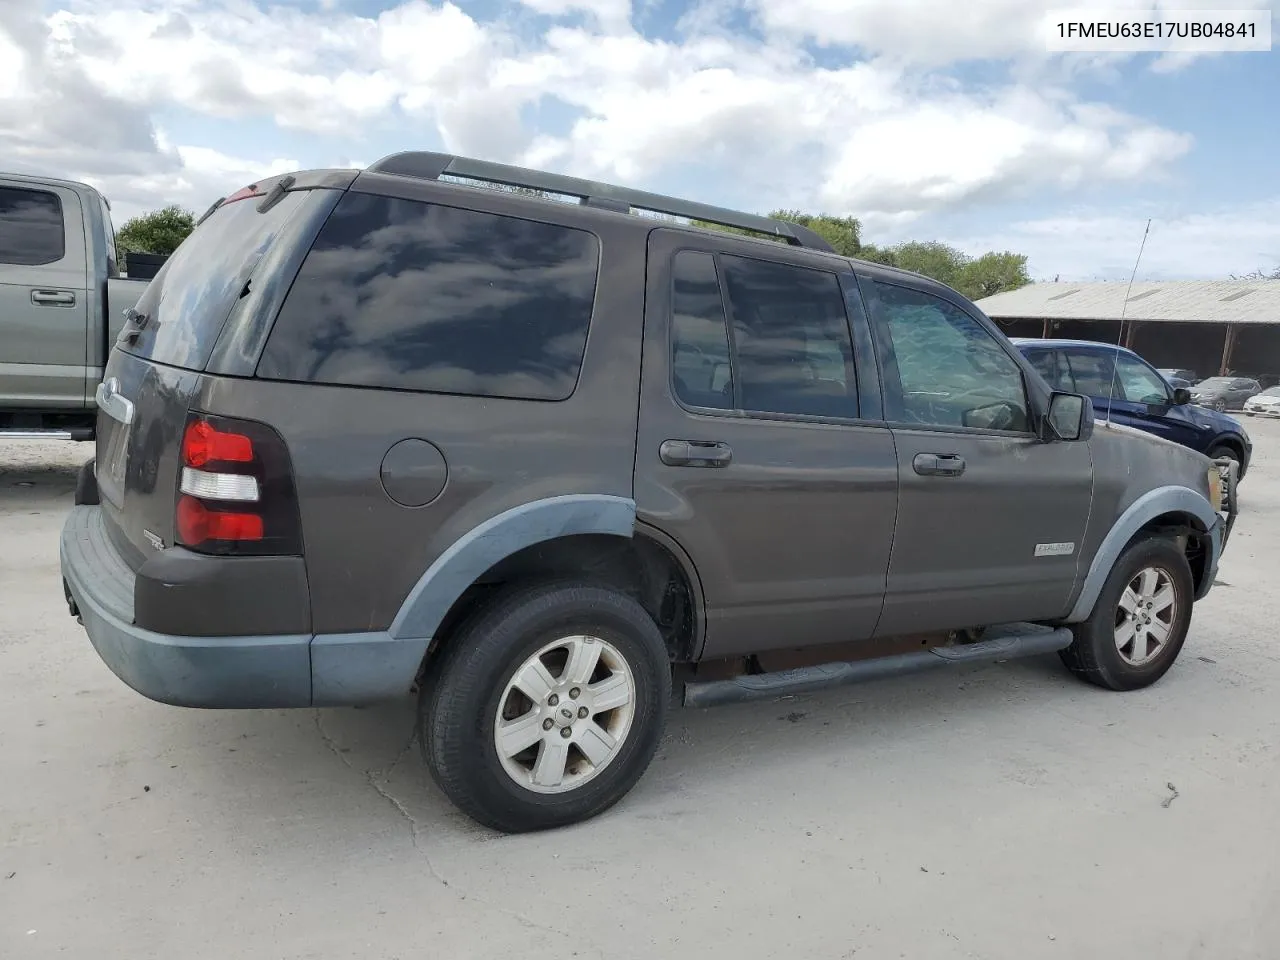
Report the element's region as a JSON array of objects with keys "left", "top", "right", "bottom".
[
  {"left": 0, "top": 173, "right": 150, "bottom": 439},
  {"left": 61, "top": 153, "right": 1238, "bottom": 834},
  {"left": 1158, "top": 368, "right": 1200, "bottom": 389},
  {"left": 1014, "top": 339, "right": 1251, "bottom": 478},
  {"left": 1189, "top": 376, "right": 1262, "bottom": 412},
  {"left": 1243, "top": 386, "right": 1280, "bottom": 418}
]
